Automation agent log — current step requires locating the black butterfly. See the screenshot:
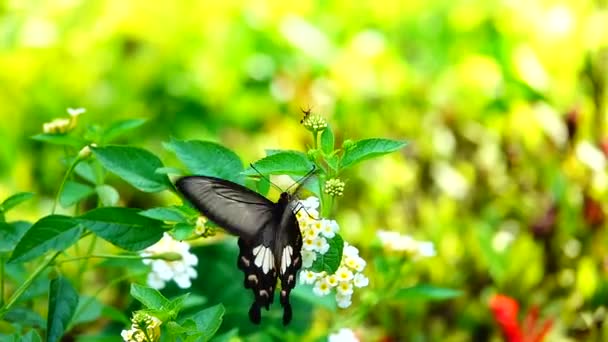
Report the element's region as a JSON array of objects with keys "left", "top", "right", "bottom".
[{"left": 176, "top": 174, "right": 306, "bottom": 325}]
